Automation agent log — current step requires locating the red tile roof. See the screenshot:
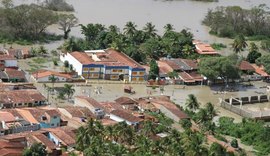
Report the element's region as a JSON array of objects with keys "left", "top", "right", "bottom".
[
  {"left": 193, "top": 41, "right": 219, "bottom": 55},
  {"left": 179, "top": 72, "right": 195, "bottom": 83},
  {"left": 0, "top": 111, "right": 15, "bottom": 122},
  {"left": 0, "top": 90, "right": 46, "bottom": 104},
  {"left": 32, "top": 70, "right": 72, "bottom": 79},
  {"left": 32, "top": 134, "right": 57, "bottom": 151},
  {"left": 75, "top": 96, "right": 103, "bottom": 109},
  {"left": 5, "top": 70, "right": 26, "bottom": 80},
  {"left": 114, "top": 97, "right": 137, "bottom": 105},
  {"left": 62, "top": 106, "right": 94, "bottom": 118},
  {"left": 0, "top": 55, "right": 16, "bottom": 61},
  {"left": 70, "top": 51, "right": 93, "bottom": 64},
  {"left": 239, "top": 61, "right": 255, "bottom": 71},
  {"left": 46, "top": 127, "right": 76, "bottom": 146},
  {"left": 251, "top": 64, "right": 269, "bottom": 77},
  {"left": 110, "top": 109, "right": 142, "bottom": 123}
]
